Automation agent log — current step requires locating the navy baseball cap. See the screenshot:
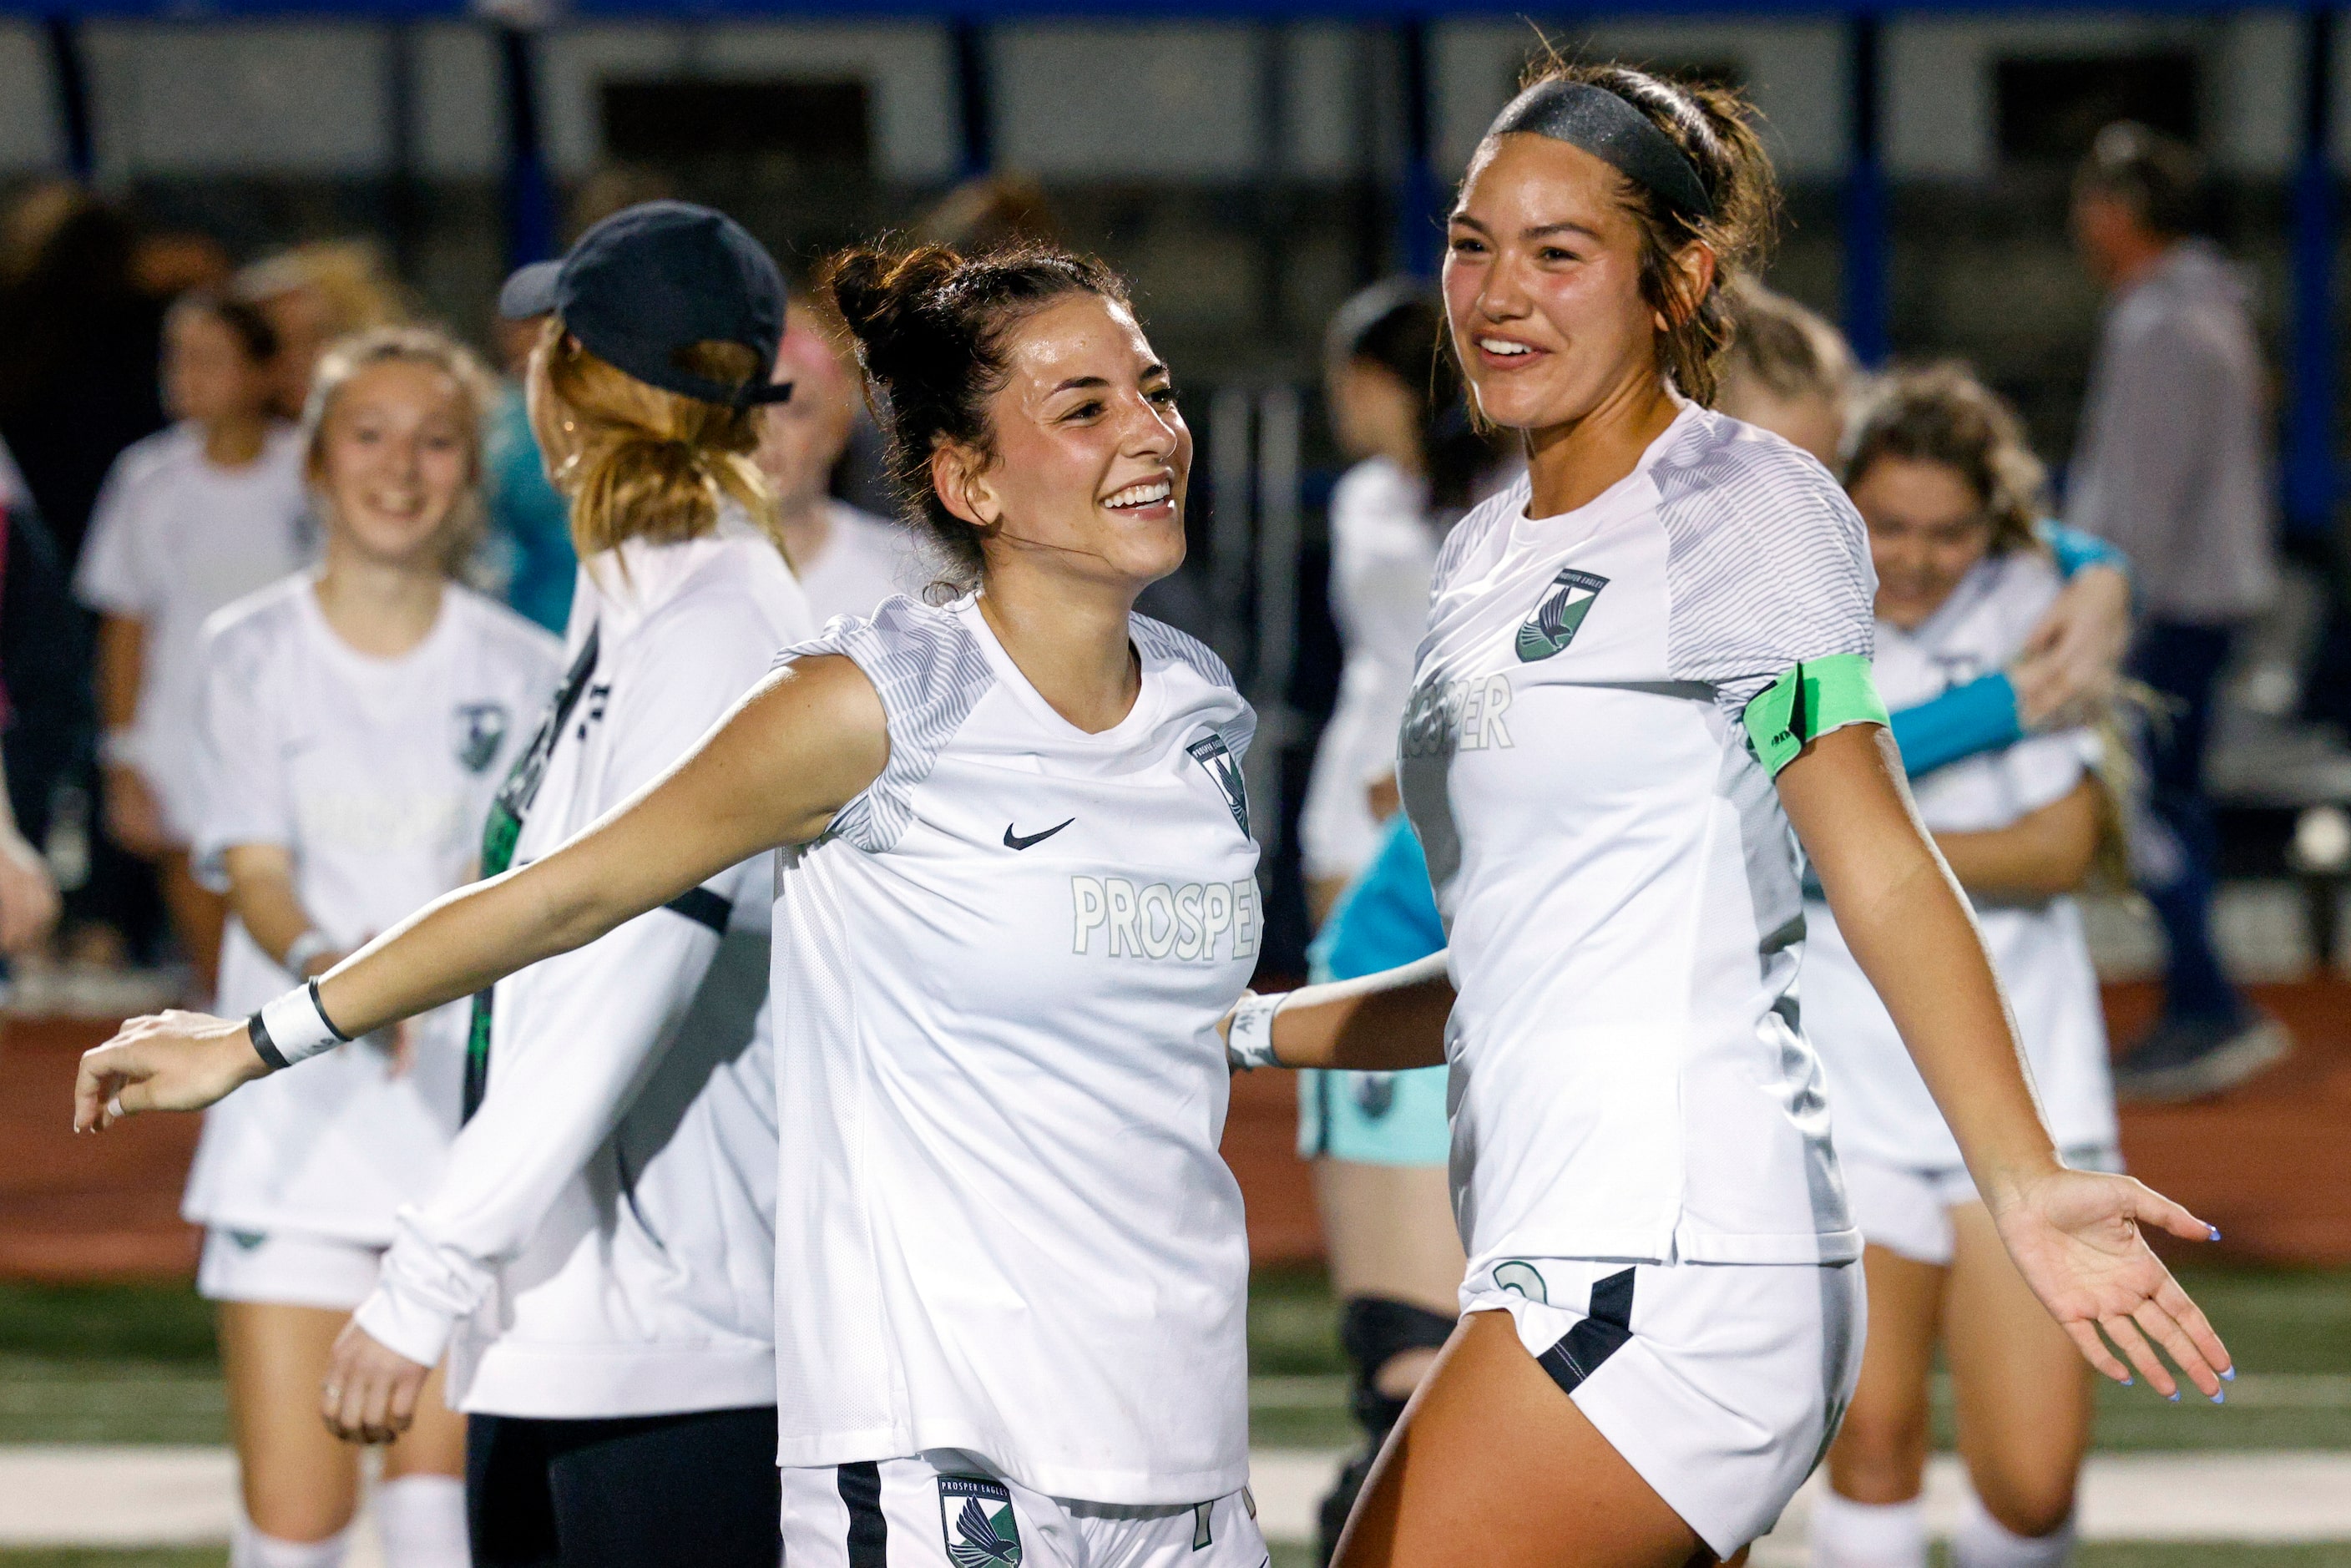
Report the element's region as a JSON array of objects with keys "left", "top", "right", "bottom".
[{"left": 498, "top": 200, "right": 791, "bottom": 410}]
